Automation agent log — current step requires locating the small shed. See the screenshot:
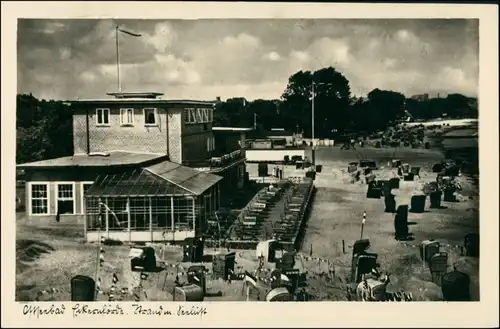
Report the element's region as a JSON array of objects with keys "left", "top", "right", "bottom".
[{"left": 256, "top": 239, "right": 280, "bottom": 262}]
